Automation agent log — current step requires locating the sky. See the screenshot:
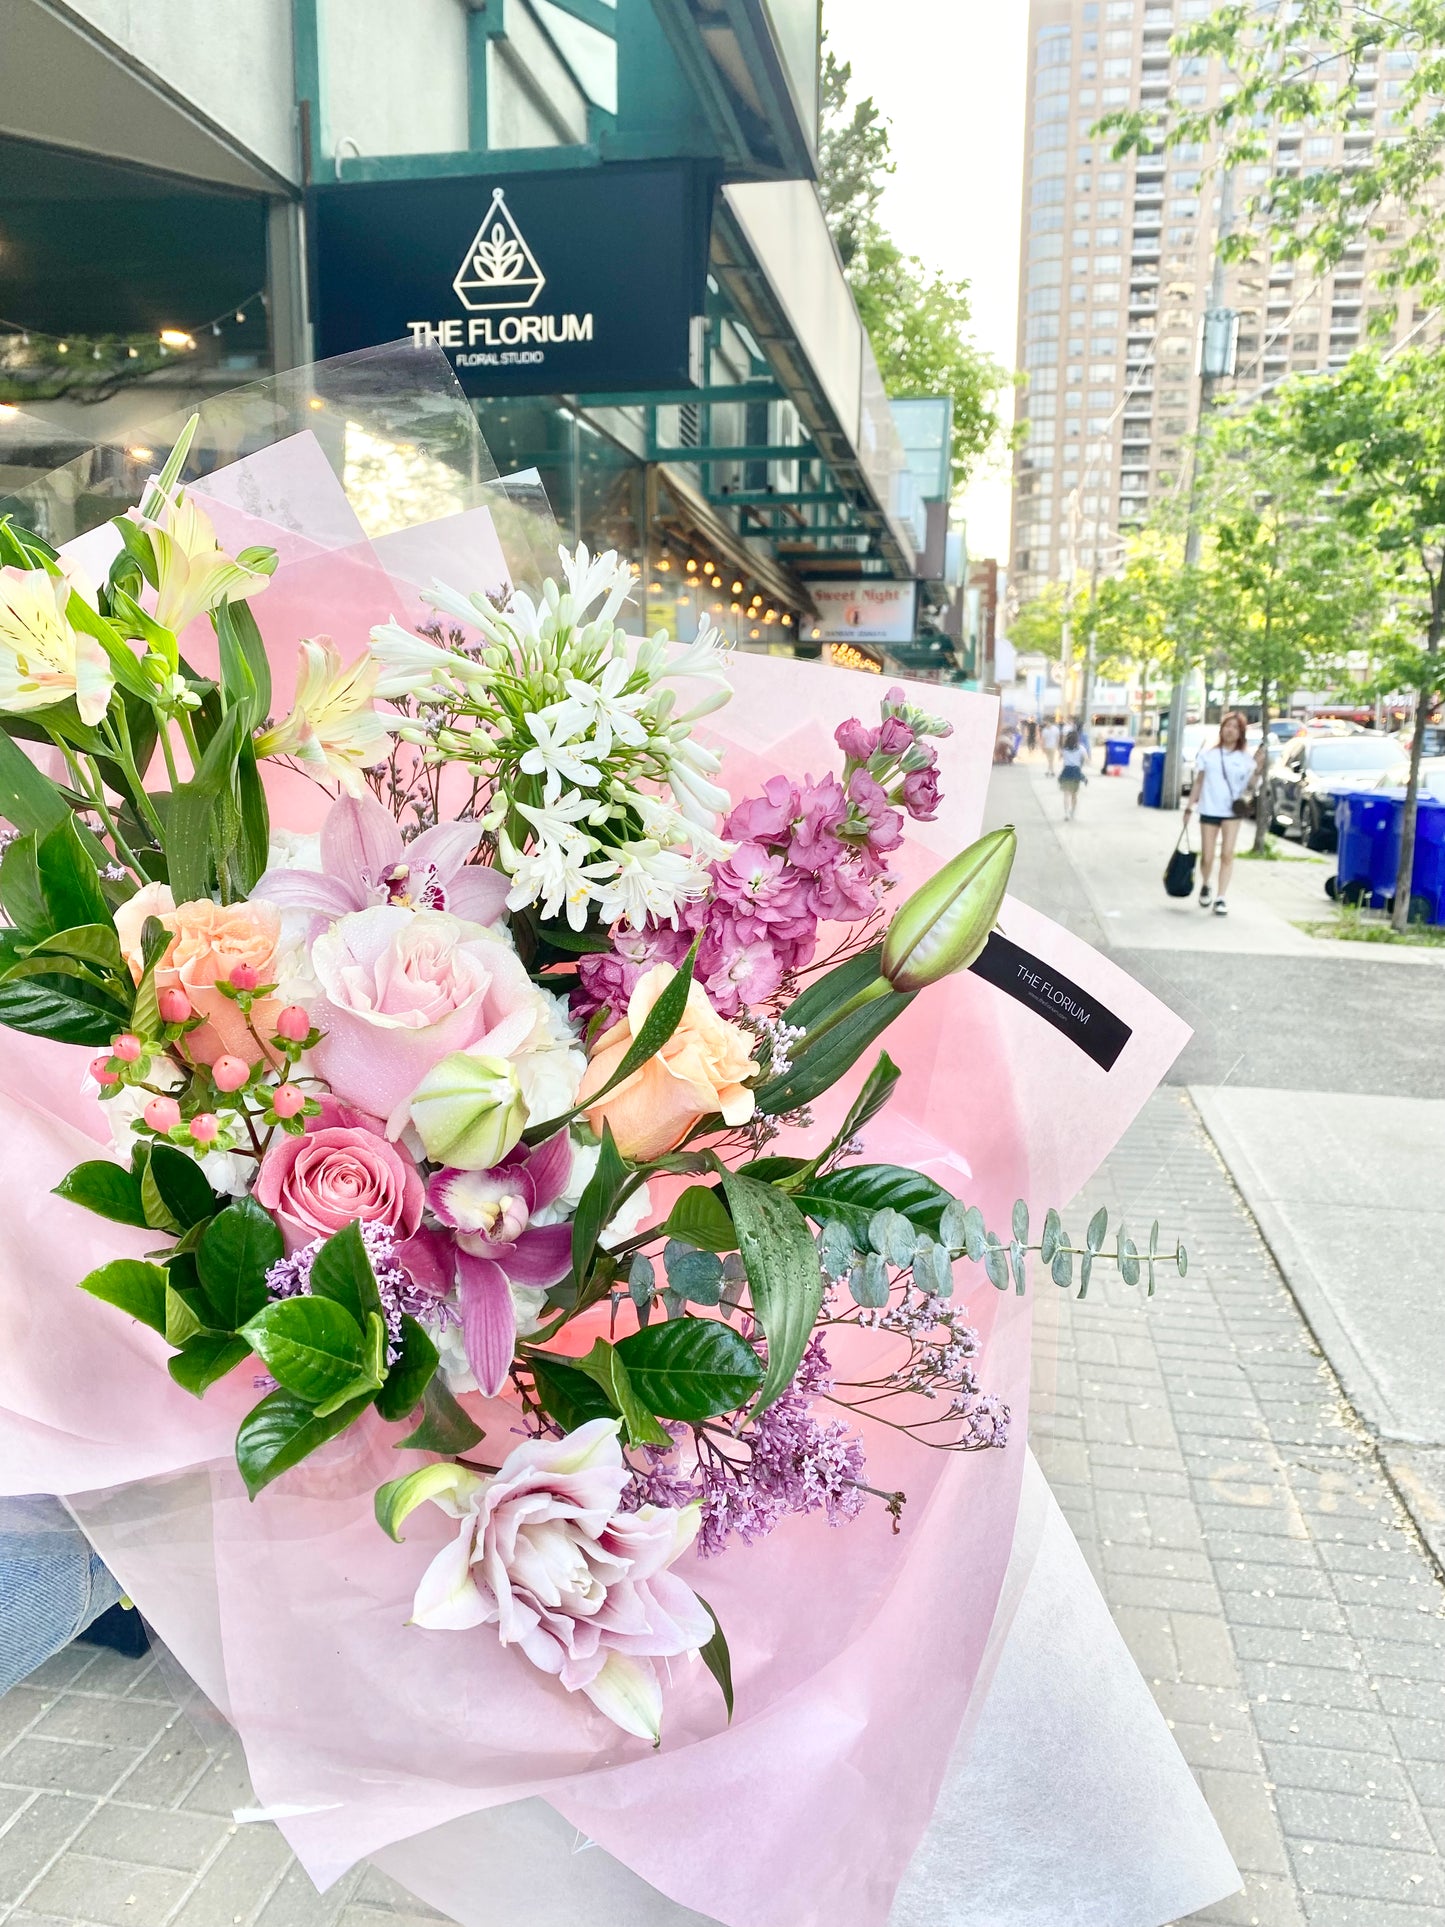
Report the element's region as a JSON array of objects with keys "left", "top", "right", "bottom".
[{"left": 819, "top": 0, "right": 1029, "bottom": 564}]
